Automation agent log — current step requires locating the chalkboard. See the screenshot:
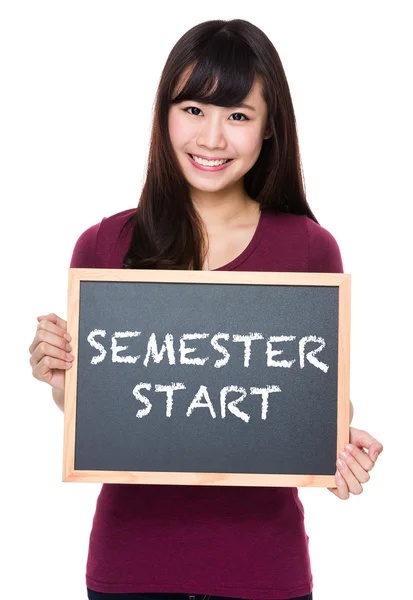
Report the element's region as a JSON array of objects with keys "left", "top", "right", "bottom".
[{"left": 63, "top": 269, "right": 351, "bottom": 487}]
